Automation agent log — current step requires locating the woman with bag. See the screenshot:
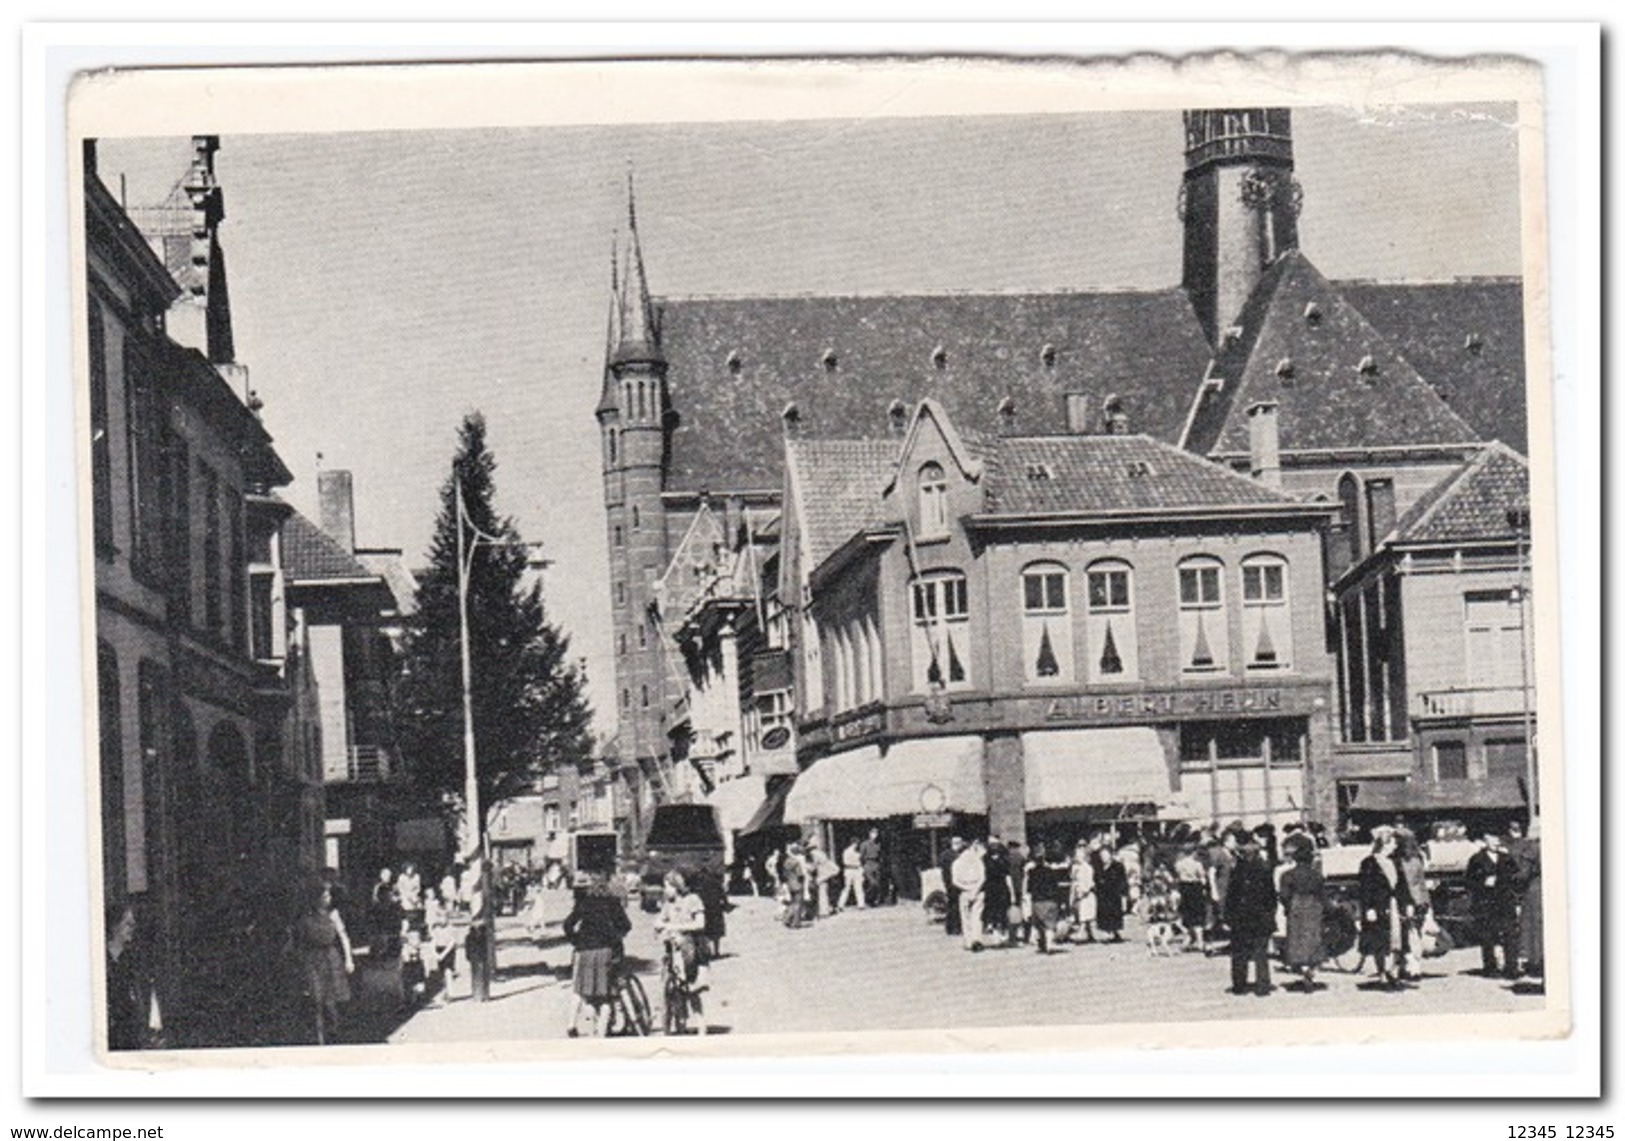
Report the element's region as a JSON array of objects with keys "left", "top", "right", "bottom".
[{"left": 1094, "top": 845, "right": 1130, "bottom": 943}]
